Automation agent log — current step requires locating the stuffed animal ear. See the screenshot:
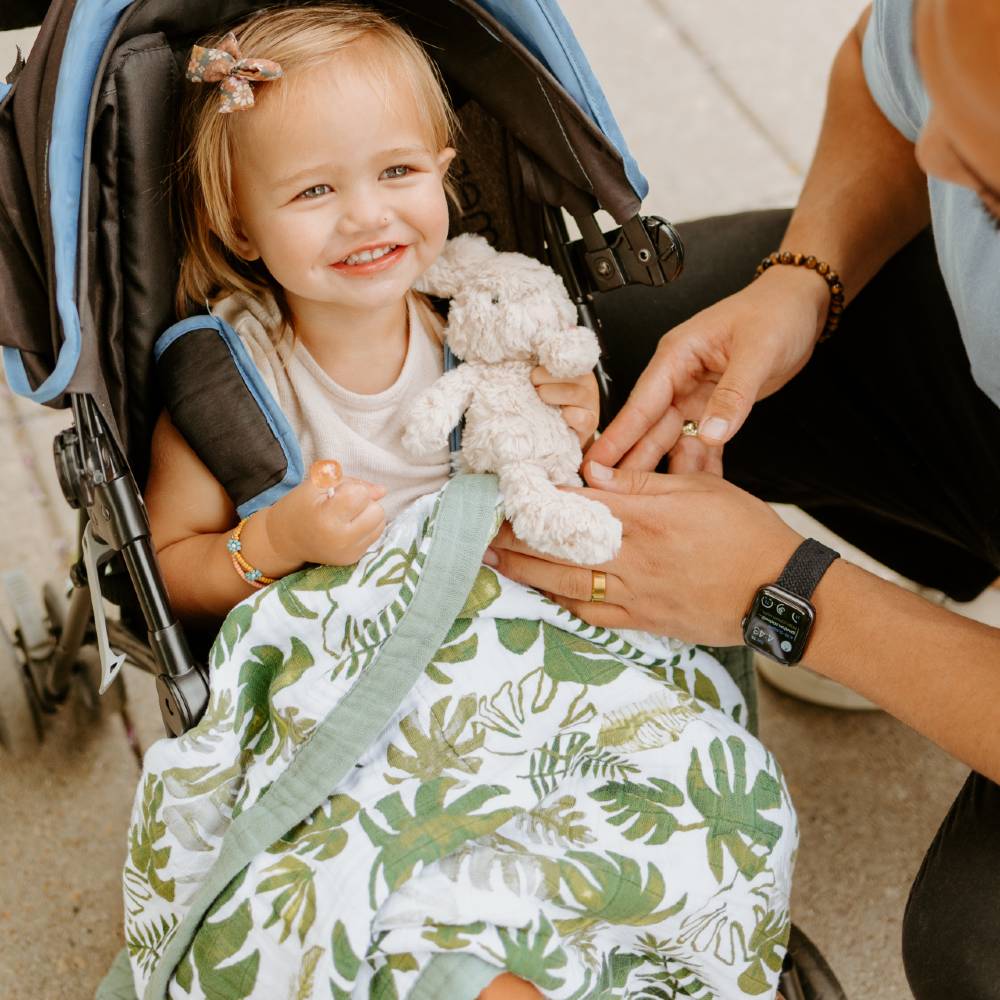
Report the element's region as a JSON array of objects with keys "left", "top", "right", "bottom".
[{"left": 416, "top": 233, "right": 497, "bottom": 297}]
